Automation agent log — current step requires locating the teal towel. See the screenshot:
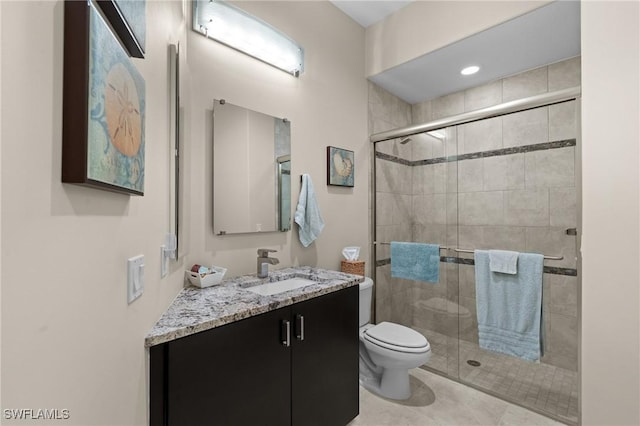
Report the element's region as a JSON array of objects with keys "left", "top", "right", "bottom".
[
  {"left": 474, "top": 250, "right": 544, "bottom": 362},
  {"left": 294, "top": 174, "right": 325, "bottom": 247},
  {"left": 391, "top": 242, "right": 440, "bottom": 283}
]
